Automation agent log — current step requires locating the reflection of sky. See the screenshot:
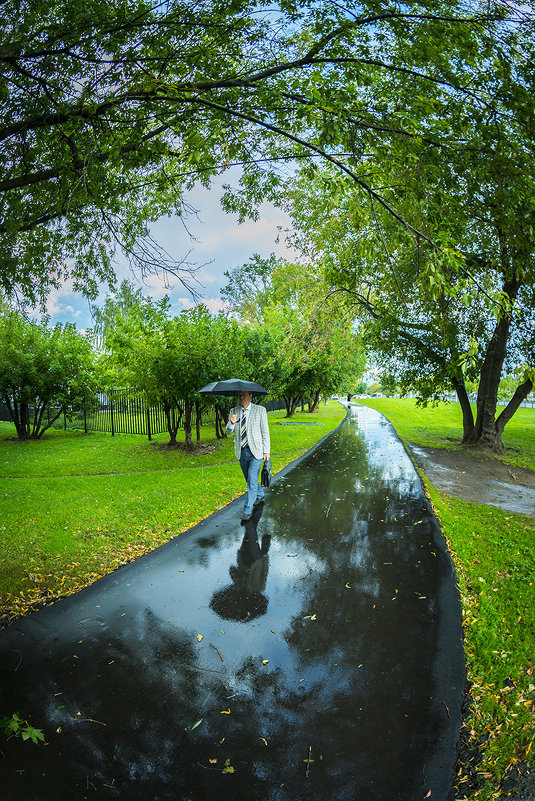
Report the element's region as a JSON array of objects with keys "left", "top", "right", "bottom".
[
  {"left": 0, "top": 406, "right": 463, "bottom": 801},
  {"left": 349, "top": 406, "right": 419, "bottom": 496}
]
